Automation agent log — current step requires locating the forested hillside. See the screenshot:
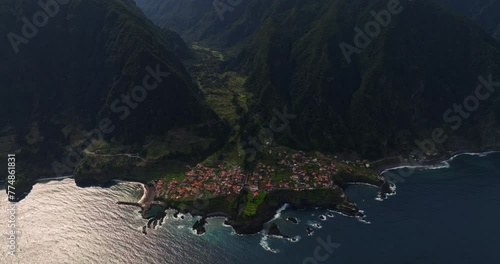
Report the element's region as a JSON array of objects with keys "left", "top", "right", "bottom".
[
  {"left": 0, "top": 0, "right": 228, "bottom": 194},
  {"left": 136, "top": 0, "right": 500, "bottom": 158}
]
